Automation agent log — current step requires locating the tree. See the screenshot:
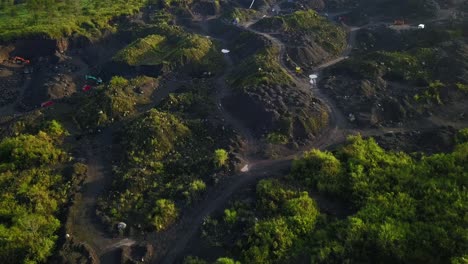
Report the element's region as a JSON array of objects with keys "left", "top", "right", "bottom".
[
  {"left": 243, "top": 218, "right": 296, "bottom": 263},
  {"left": 291, "top": 149, "right": 343, "bottom": 194},
  {"left": 215, "top": 258, "right": 241, "bottom": 264},
  {"left": 214, "top": 149, "right": 228, "bottom": 168},
  {"left": 151, "top": 199, "right": 178, "bottom": 231}
]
